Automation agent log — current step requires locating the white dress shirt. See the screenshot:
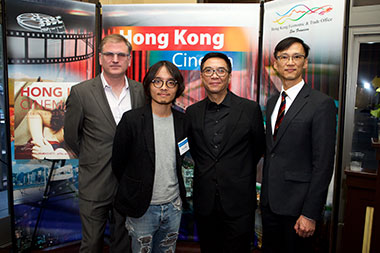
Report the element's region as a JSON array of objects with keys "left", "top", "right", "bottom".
[
  {"left": 101, "top": 72, "right": 132, "bottom": 125},
  {"left": 271, "top": 80, "right": 305, "bottom": 134}
]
